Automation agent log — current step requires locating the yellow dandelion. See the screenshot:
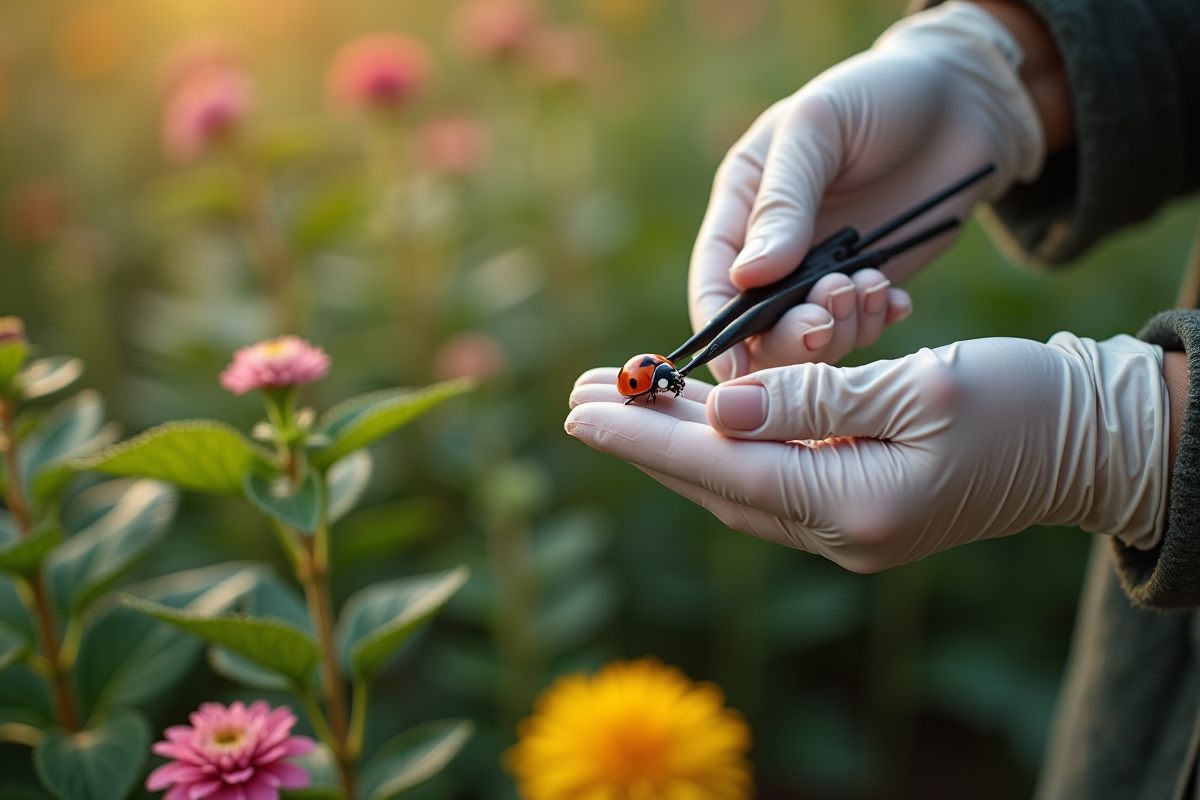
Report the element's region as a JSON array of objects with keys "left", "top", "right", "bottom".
[{"left": 505, "top": 658, "right": 754, "bottom": 800}]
